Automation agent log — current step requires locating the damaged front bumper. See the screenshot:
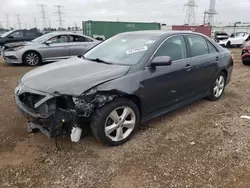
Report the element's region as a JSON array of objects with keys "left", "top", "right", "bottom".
[{"left": 15, "top": 83, "right": 116, "bottom": 139}]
